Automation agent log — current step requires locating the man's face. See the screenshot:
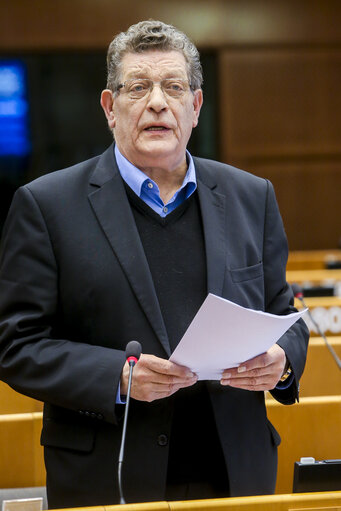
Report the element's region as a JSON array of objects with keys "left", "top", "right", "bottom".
[{"left": 101, "top": 50, "right": 203, "bottom": 172}]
